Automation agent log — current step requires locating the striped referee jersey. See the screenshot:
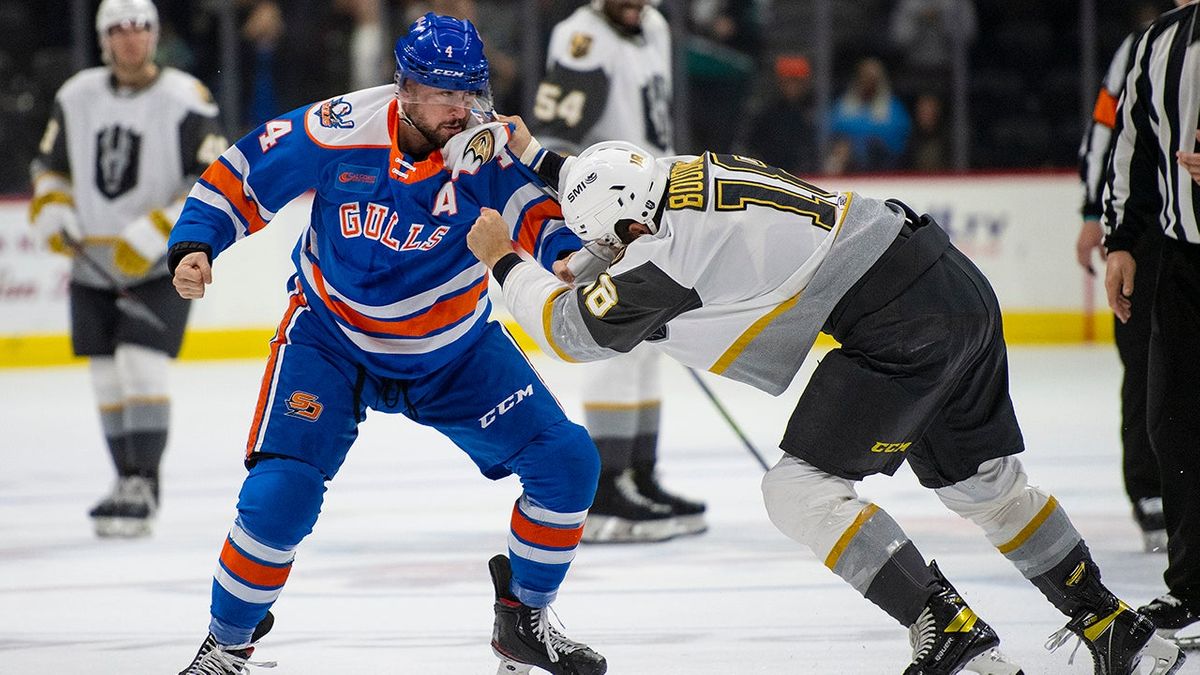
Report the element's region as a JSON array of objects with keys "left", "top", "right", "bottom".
[{"left": 1103, "top": 2, "right": 1200, "bottom": 249}]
